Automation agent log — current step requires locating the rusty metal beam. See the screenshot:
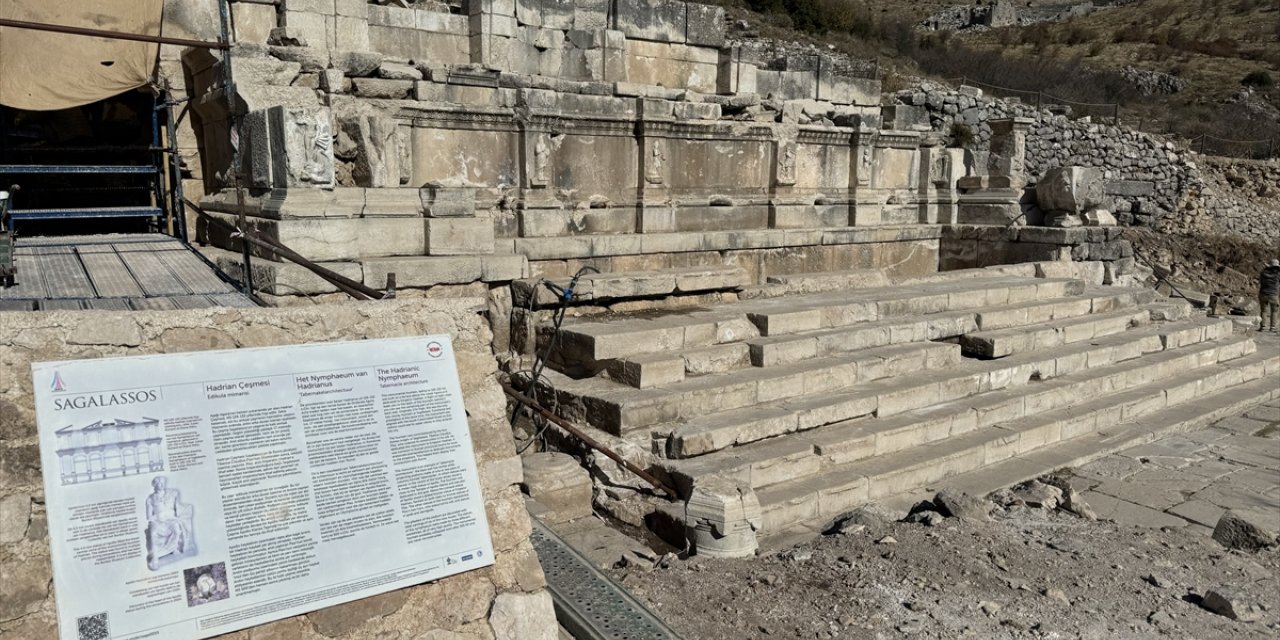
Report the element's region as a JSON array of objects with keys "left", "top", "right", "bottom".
[{"left": 500, "top": 380, "right": 679, "bottom": 500}]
